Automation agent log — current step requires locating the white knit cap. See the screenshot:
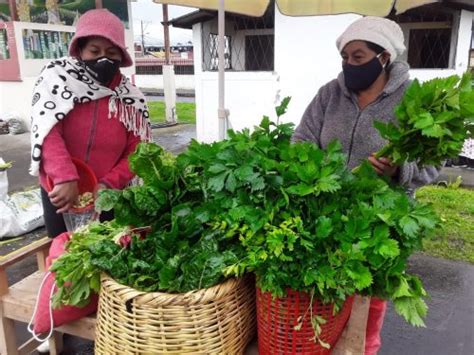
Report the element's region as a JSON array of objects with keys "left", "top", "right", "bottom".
[{"left": 336, "top": 16, "right": 406, "bottom": 61}]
